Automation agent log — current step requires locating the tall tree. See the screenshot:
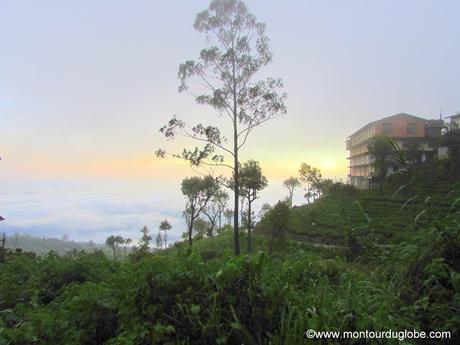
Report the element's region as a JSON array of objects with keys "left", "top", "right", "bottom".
[
  {"left": 230, "top": 160, "right": 268, "bottom": 252},
  {"left": 283, "top": 176, "right": 300, "bottom": 207},
  {"left": 159, "top": 220, "right": 172, "bottom": 249},
  {"left": 367, "top": 136, "right": 394, "bottom": 195},
  {"left": 139, "top": 226, "right": 152, "bottom": 253},
  {"left": 299, "top": 163, "right": 322, "bottom": 203},
  {"left": 156, "top": 0, "right": 286, "bottom": 255},
  {"left": 181, "top": 175, "right": 219, "bottom": 246}
]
